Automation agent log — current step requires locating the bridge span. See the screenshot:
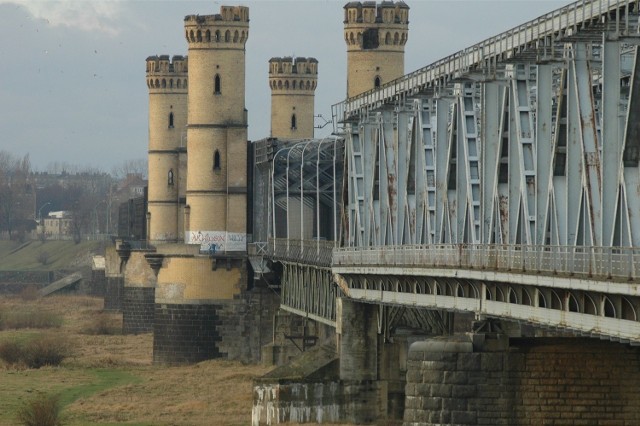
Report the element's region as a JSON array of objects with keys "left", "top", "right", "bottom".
[{"left": 253, "top": 0, "right": 640, "bottom": 424}]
